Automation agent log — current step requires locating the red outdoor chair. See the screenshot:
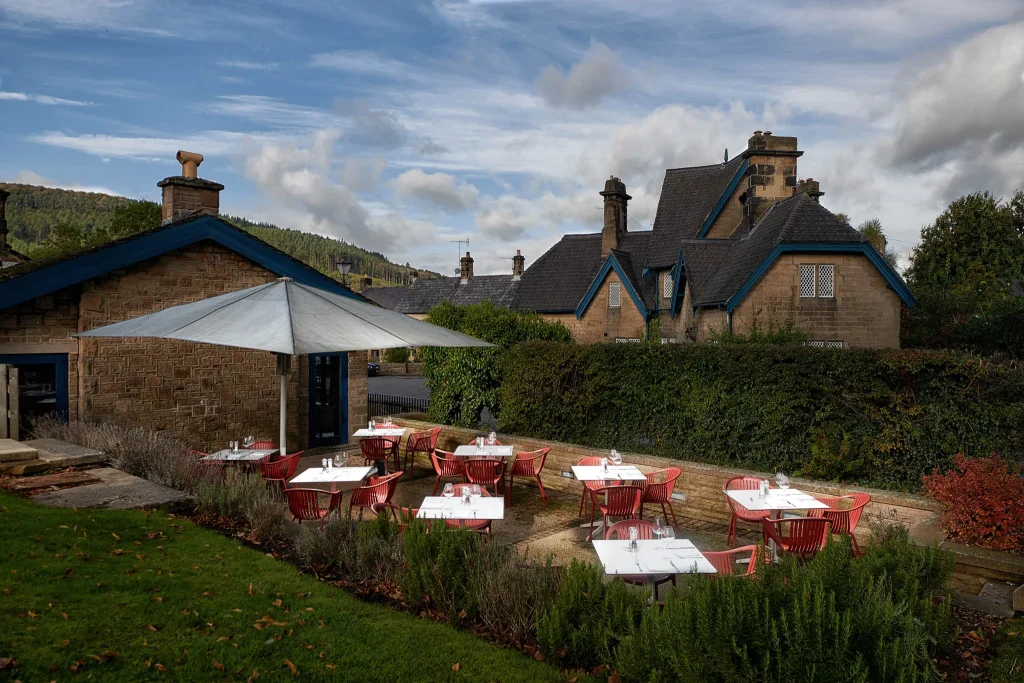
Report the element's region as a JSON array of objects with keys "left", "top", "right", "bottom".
[
  {"left": 361, "top": 437, "right": 400, "bottom": 473},
  {"left": 605, "top": 519, "right": 674, "bottom": 598},
  {"left": 762, "top": 518, "right": 831, "bottom": 559},
  {"left": 809, "top": 493, "right": 871, "bottom": 555},
  {"left": 349, "top": 471, "right": 403, "bottom": 520},
  {"left": 259, "top": 451, "right": 302, "bottom": 492},
  {"left": 446, "top": 483, "right": 493, "bottom": 534},
  {"left": 402, "top": 426, "right": 441, "bottom": 477},
  {"left": 507, "top": 448, "right": 550, "bottom": 505},
  {"left": 285, "top": 487, "right": 340, "bottom": 525},
  {"left": 576, "top": 455, "right": 605, "bottom": 519},
  {"left": 430, "top": 449, "right": 465, "bottom": 495},
  {"left": 184, "top": 448, "right": 209, "bottom": 459},
  {"left": 703, "top": 545, "right": 763, "bottom": 577},
  {"left": 641, "top": 467, "right": 681, "bottom": 529},
  {"left": 370, "top": 503, "right": 422, "bottom": 531},
  {"left": 724, "top": 476, "right": 772, "bottom": 546},
  {"left": 464, "top": 458, "right": 505, "bottom": 495},
  {"left": 250, "top": 440, "right": 277, "bottom": 451},
  {"left": 588, "top": 484, "right": 643, "bottom": 540}
]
